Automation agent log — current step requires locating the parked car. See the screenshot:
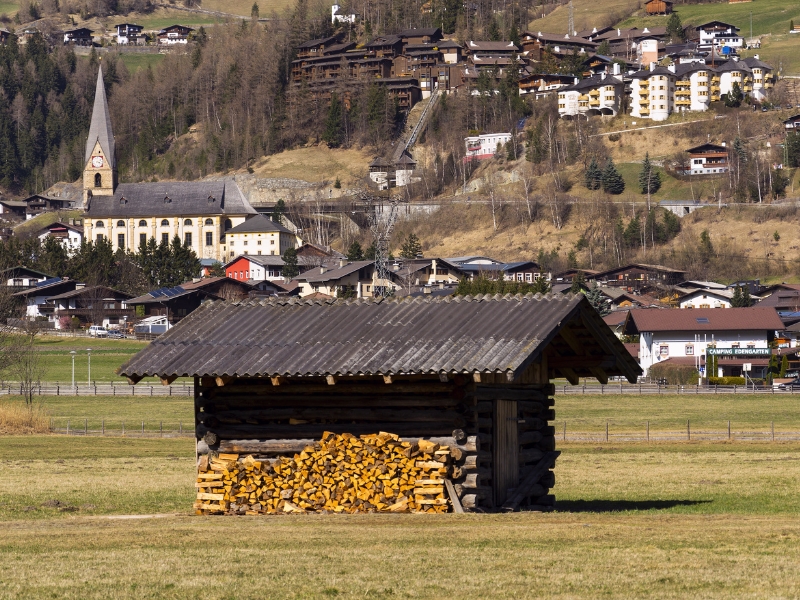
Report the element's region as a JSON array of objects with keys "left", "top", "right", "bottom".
[
  {"left": 778, "top": 378, "right": 800, "bottom": 390},
  {"left": 107, "top": 330, "right": 125, "bottom": 339},
  {"left": 88, "top": 325, "right": 108, "bottom": 337}
]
